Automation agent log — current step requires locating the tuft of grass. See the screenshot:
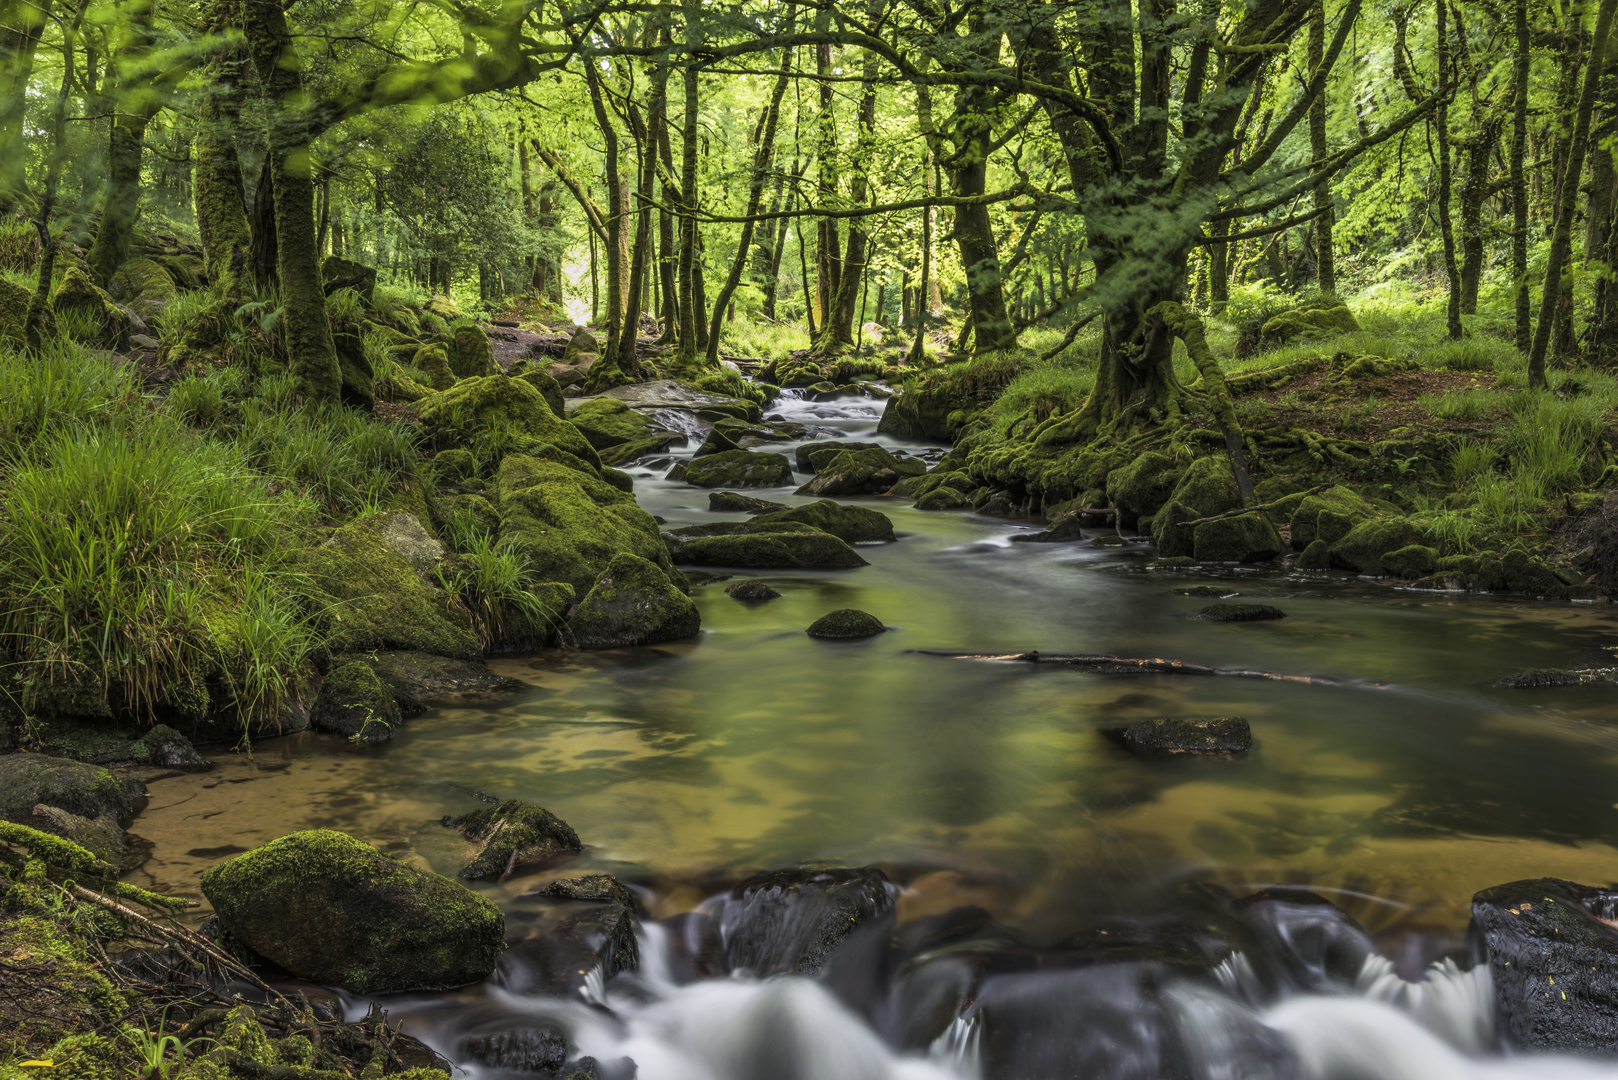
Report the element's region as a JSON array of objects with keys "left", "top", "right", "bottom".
[
  {"left": 436, "top": 533, "right": 562, "bottom": 652},
  {"left": 0, "top": 337, "right": 136, "bottom": 451},
  {"left": 722, "top": 321, "right": 813, "bottom": 360},
  {"left": 1421, "top": 388, "right": 1500, "bottom": 421},
  {"left": 1451, "top": 439, "right": 1498, "bottom": 482},
  {"left": 1419, "top": 338, "right": 1519, "bottom": 373}
]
